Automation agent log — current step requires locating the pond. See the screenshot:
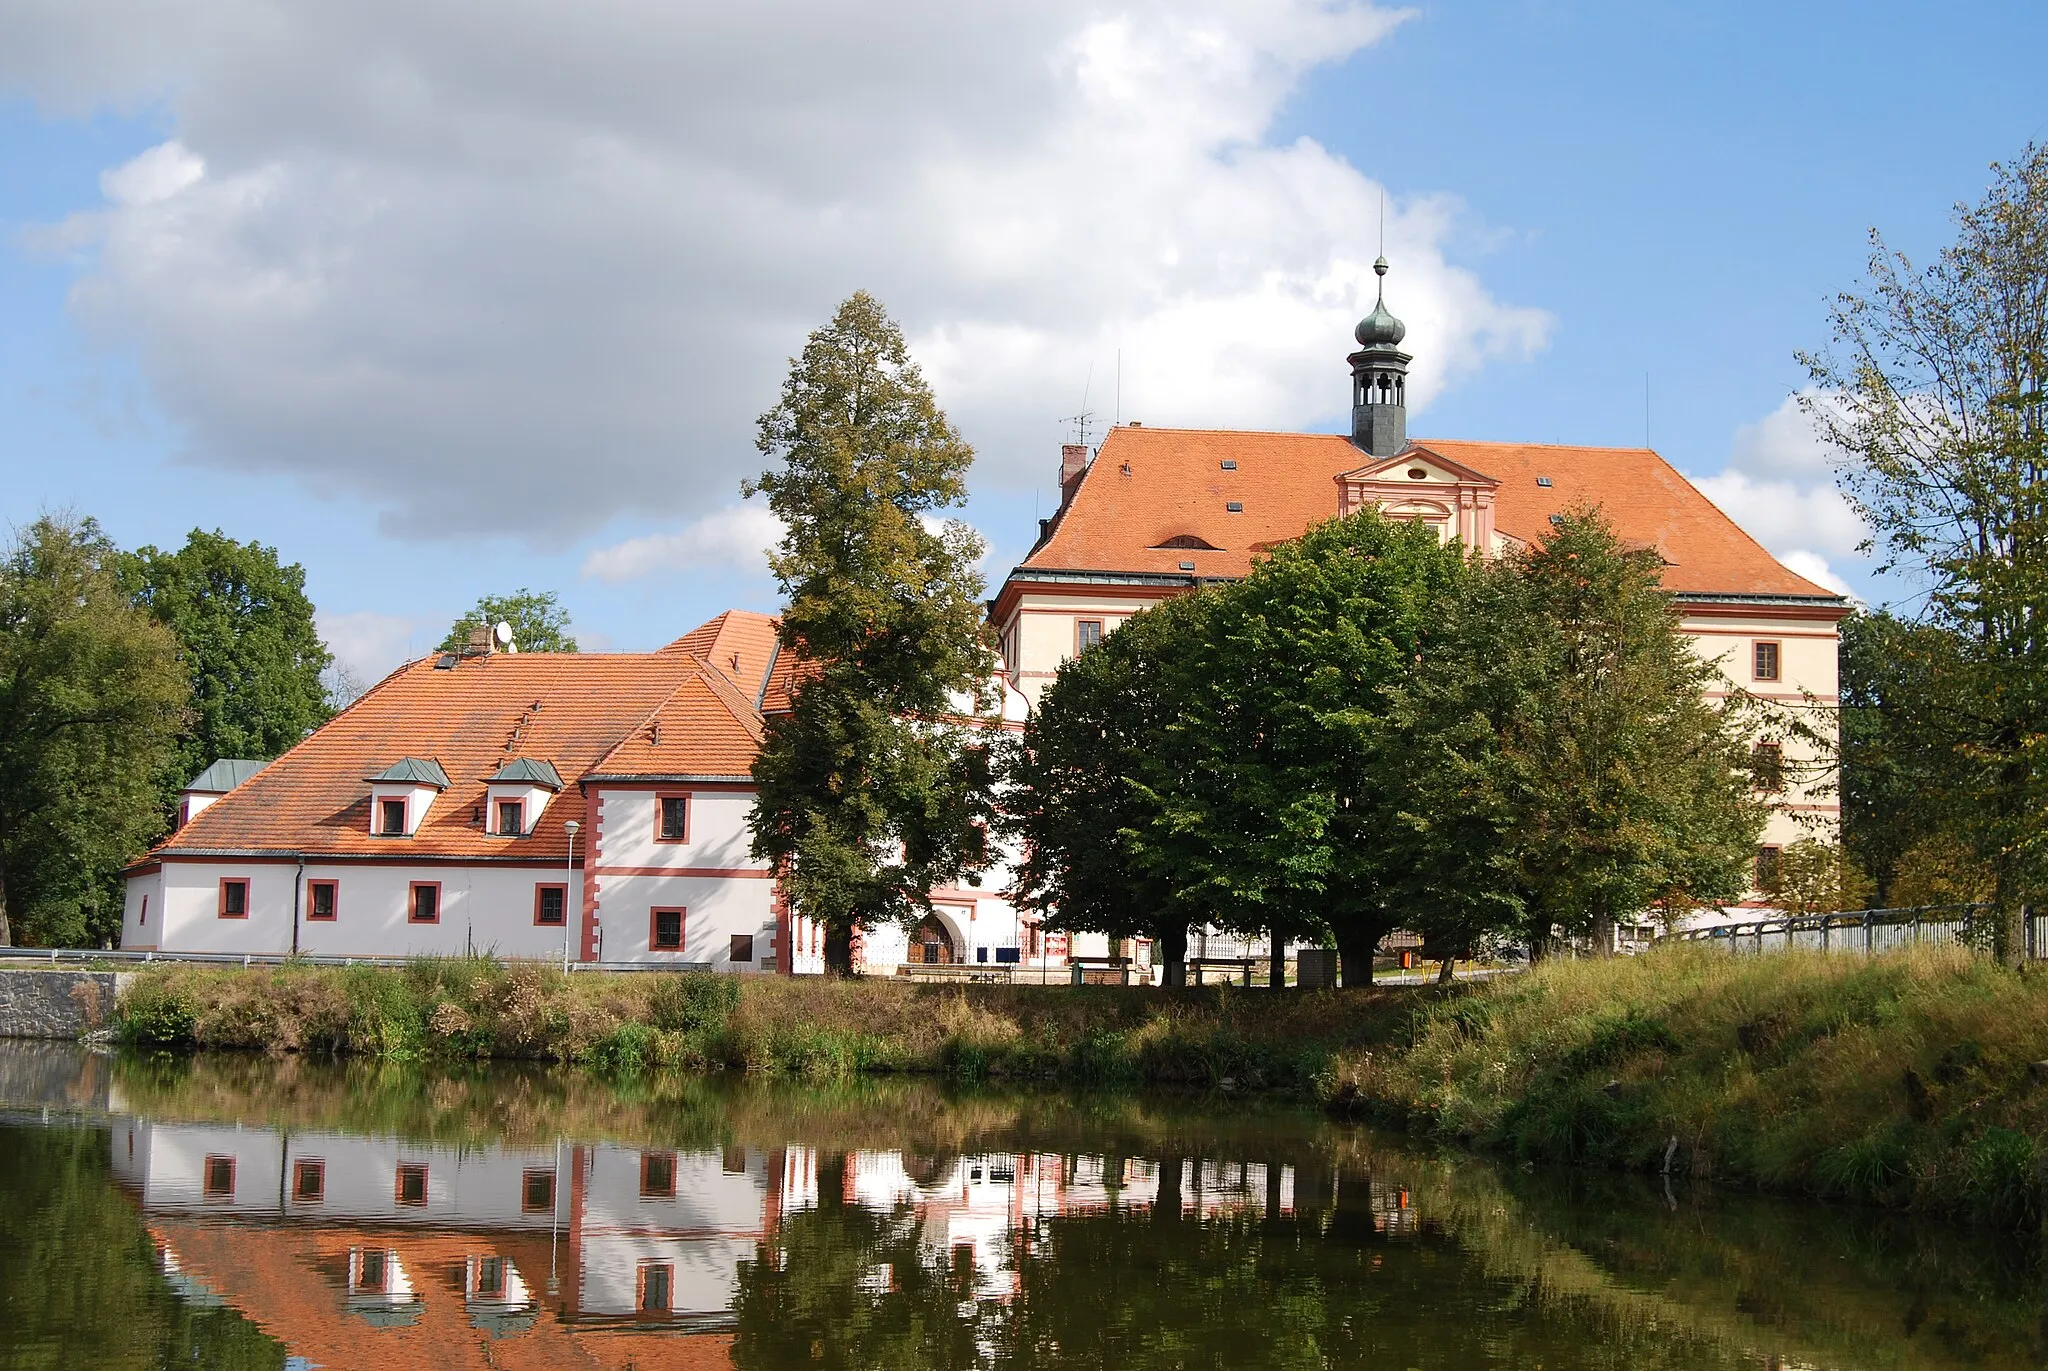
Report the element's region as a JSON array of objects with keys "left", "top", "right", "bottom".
[{"left": 0, "top": 1042, "right": 2042, "bottom": 1369}]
